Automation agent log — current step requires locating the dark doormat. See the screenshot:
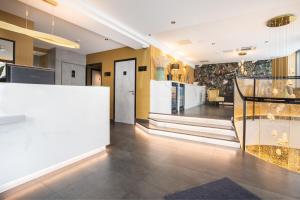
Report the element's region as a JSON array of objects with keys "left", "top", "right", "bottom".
[{"left": 164, "top": 177, "right": 261, "bottom": 200}]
